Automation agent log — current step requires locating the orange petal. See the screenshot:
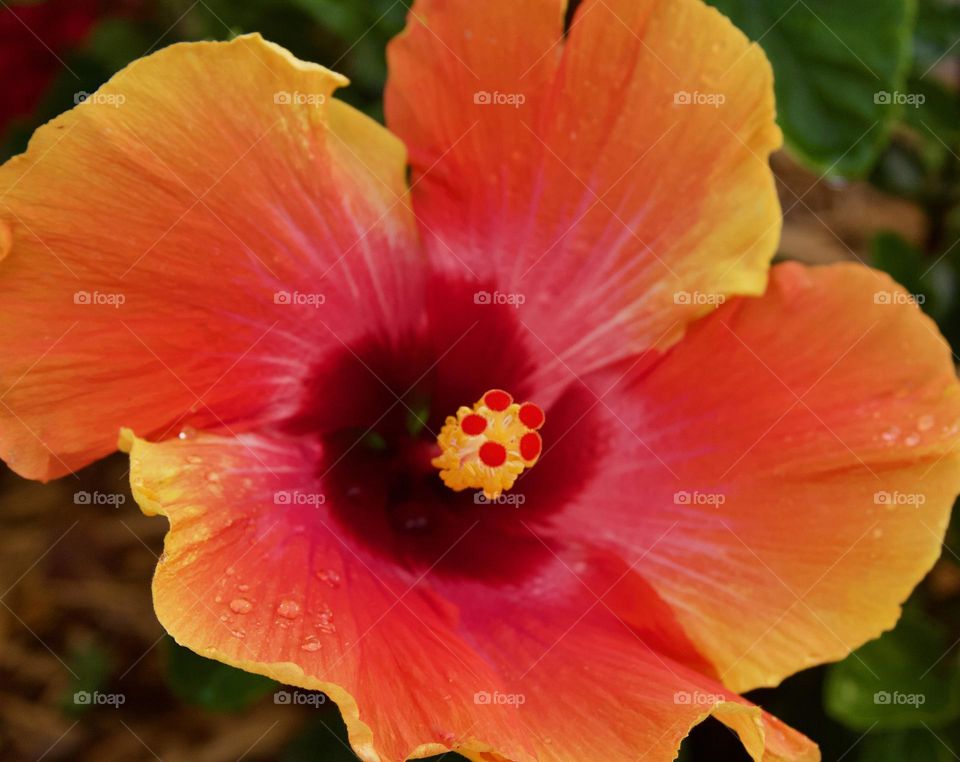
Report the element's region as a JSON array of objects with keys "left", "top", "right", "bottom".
[
  {"left": 122, "top": 428, "right": 532, "bottom": 762},
  {"left": 122, "top": 427, "right": 816, "bottom": 761},
  {"left": 386, "top": 0, "right": 780, "bottom": 382},
  {"left": 544, "top": 262, "right": 960, "bottom": 693},
  {"left": 0, "top": 34, "right": 418, "bottom": 480},
  {"left": 445, "top": 604, "right": 820, "bottom": 762}
]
